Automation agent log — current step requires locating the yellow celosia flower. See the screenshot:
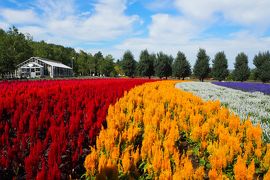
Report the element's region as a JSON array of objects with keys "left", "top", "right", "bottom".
[
  {"left": 121, "top": 150, "right": 131, "bottom": 173},
  {"left": 247, "top": 160, "right": 255, "bottom": 180},
  {"left": 234, "top": 156, "right": 247, "bottom": 179},
  {"left": 193, "top": 166, "right": 205, "bottom": 179},
  {"left": 98, "top": 154, "right": 107, "bottom": 174},
  {"left": 264, "top": 168, "right": 270, "bottom": 180},
  {"left": 208, "top": 168, "right": 222, "bottom": 180},
  {"left": 84, "top": 147, "right": 98, "bottom": 176},
  {"left": 83, "top": 81, "right": 269, "bottom": 179},
  {"left": 263, "top": 144, "right": 270, "bottom": 169},
  {"left": 132, "top": 148, "right": 140, "bottom": 166}
]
